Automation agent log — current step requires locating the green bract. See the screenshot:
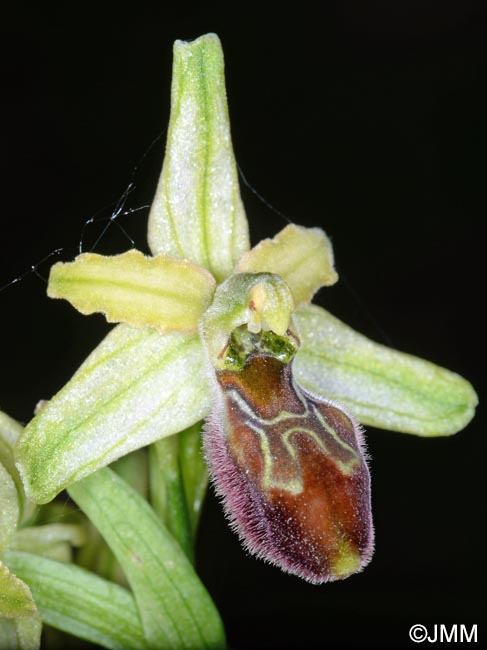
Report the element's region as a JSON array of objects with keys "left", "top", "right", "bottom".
[{"left": 3, "top": 31, "right": 478, "bottom": 650}]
